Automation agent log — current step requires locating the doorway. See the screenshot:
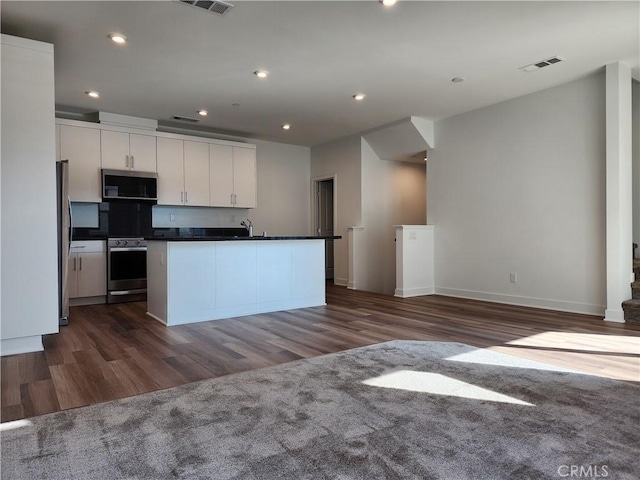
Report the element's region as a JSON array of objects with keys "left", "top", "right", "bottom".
[{"left": 315, "top": 178, "right": 335, "bottom": 280}]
